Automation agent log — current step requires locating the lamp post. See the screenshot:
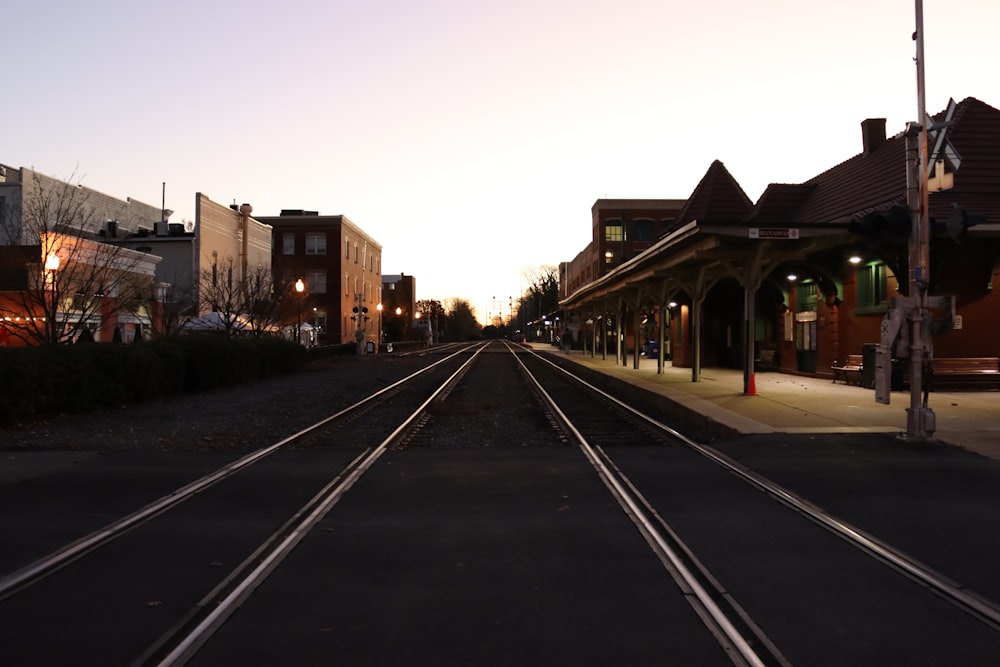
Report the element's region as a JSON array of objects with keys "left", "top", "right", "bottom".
[
  {"left": 376, "top": 303, "right": 383, "bottom": 351},
  {"left": 294, "top": 278, "right": 305, "bottom": 345},
  {"left": 44, "top": 253, "right": 60, "bottom": 343}
]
